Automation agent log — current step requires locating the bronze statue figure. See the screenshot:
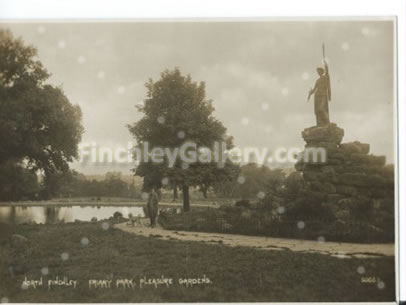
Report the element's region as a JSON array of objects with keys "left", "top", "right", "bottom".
[{"left": 307, "top": 44, "right": 332, "bottom": 126}]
